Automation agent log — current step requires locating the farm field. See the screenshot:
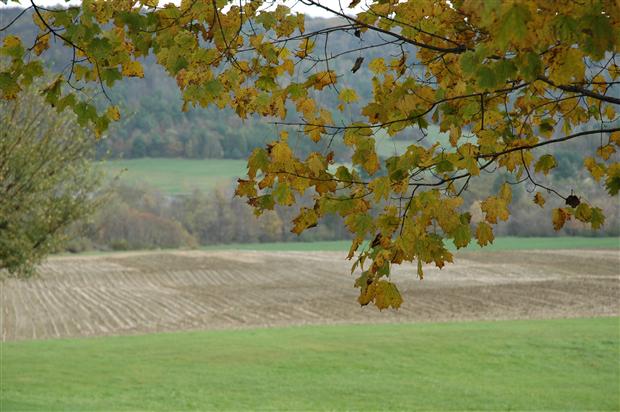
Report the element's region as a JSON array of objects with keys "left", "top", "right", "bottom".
[
  {"left": 2, "top": 317, "right": 618, "bottom": 410},
  {"left": 100, "top": 158, "right": 247, "bottom": 194},
  {"left": 202, "top": 236, "right": 620, "bottom": 252},
  {"left": 2, "top": 248, "right": 618, "bottom": 341}
]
